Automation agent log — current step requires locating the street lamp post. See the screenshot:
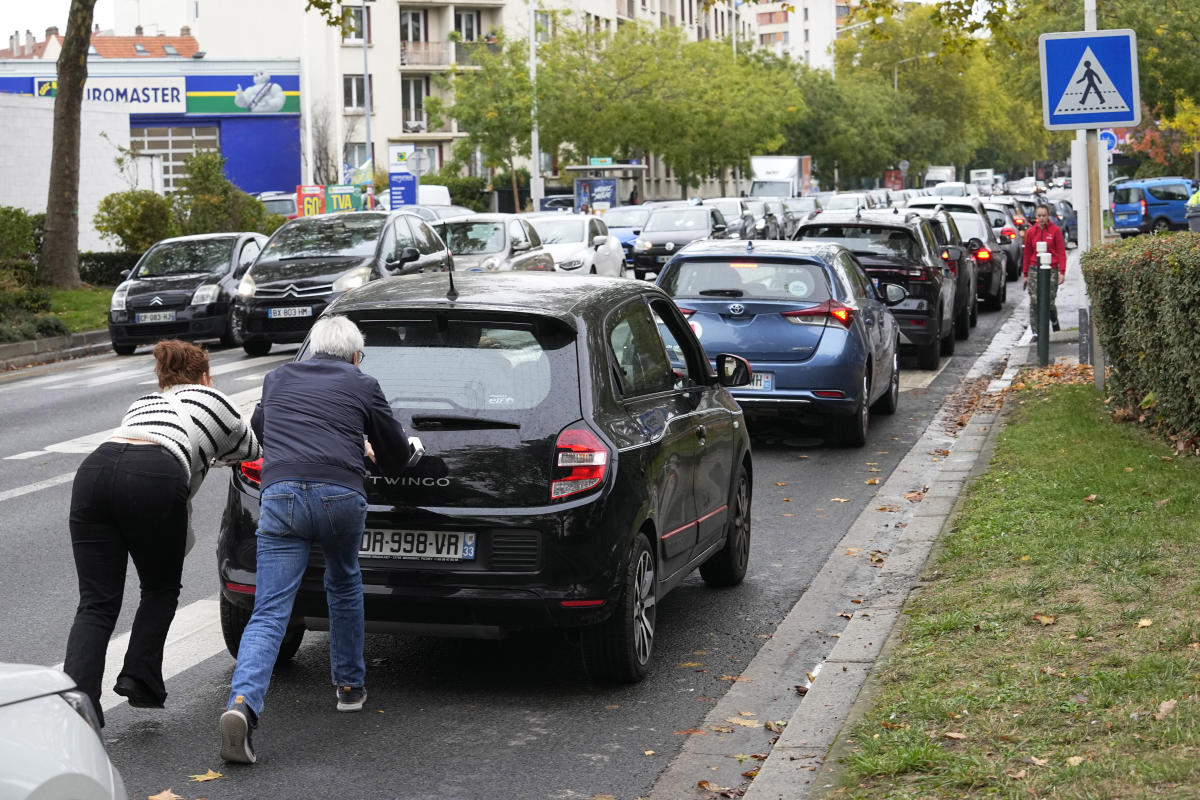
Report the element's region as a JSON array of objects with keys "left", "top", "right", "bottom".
[
  {"left": 529, "top": 3, "right": 544, "bottom": 210},
  {"left": 892, "top": 51, "right": 936, "bottom": 92}
]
